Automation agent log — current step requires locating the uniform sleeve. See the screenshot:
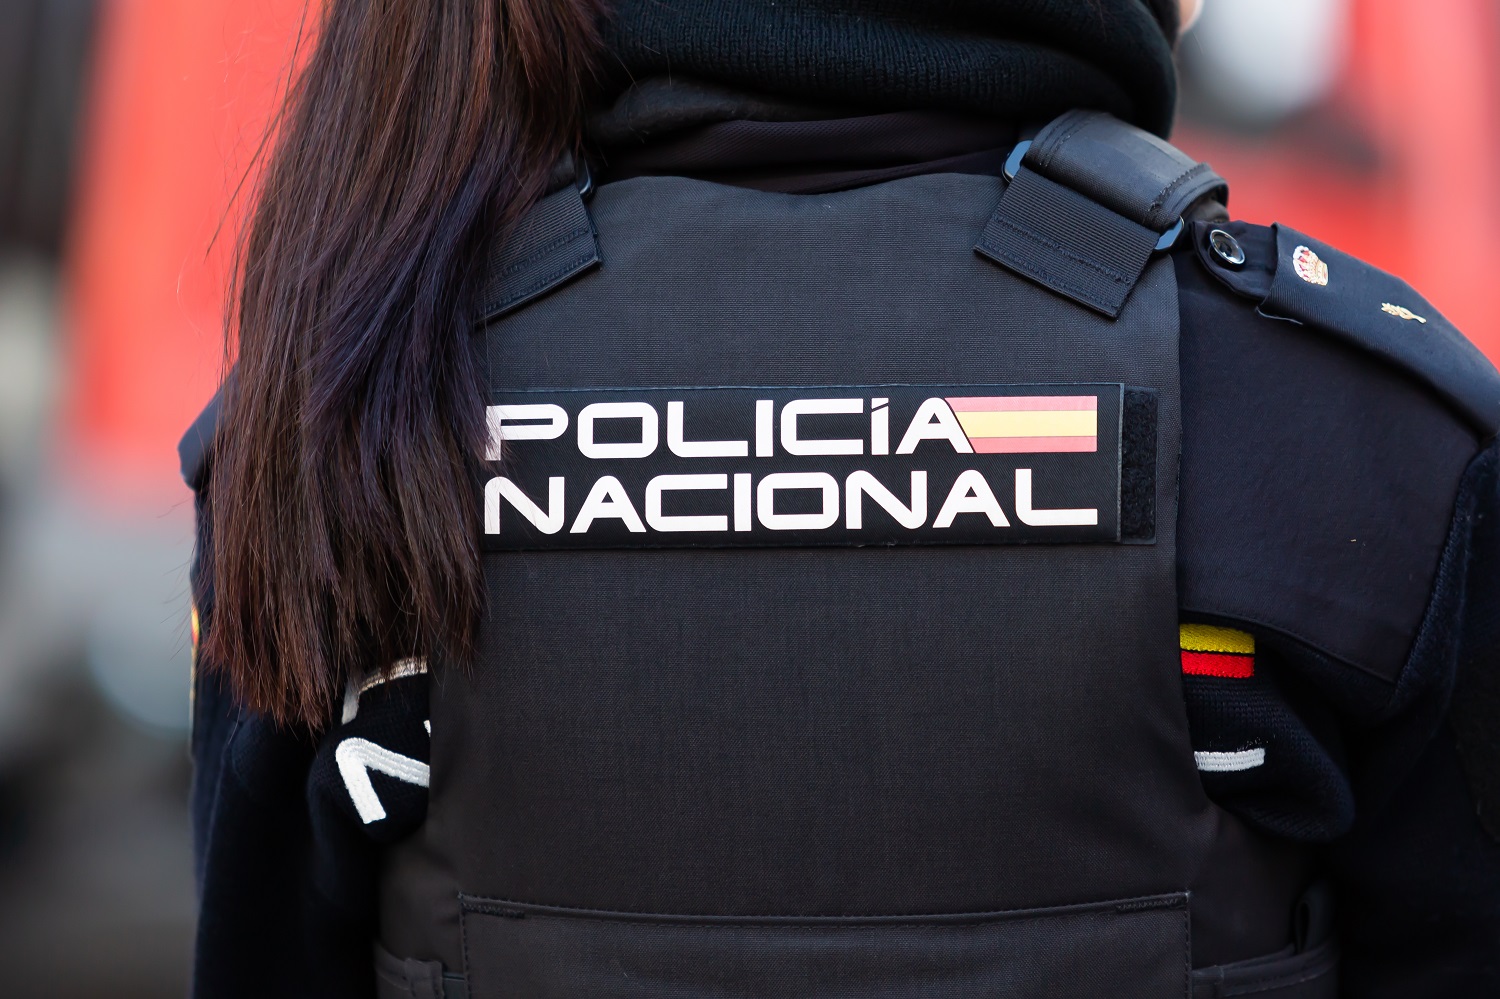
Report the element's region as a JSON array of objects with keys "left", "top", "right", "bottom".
[
  {"left": 1328, "top": 439, "right": 1500, "bottom": 997},
  {"left": 1175, "top": 240, "right": 1500, "bottom": 992},
  {"left": 308, "top": 665, "right": 432, "bottom": 848},
  {"left": 184, "top": 401, "right": 380, "bottom": 999}
]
